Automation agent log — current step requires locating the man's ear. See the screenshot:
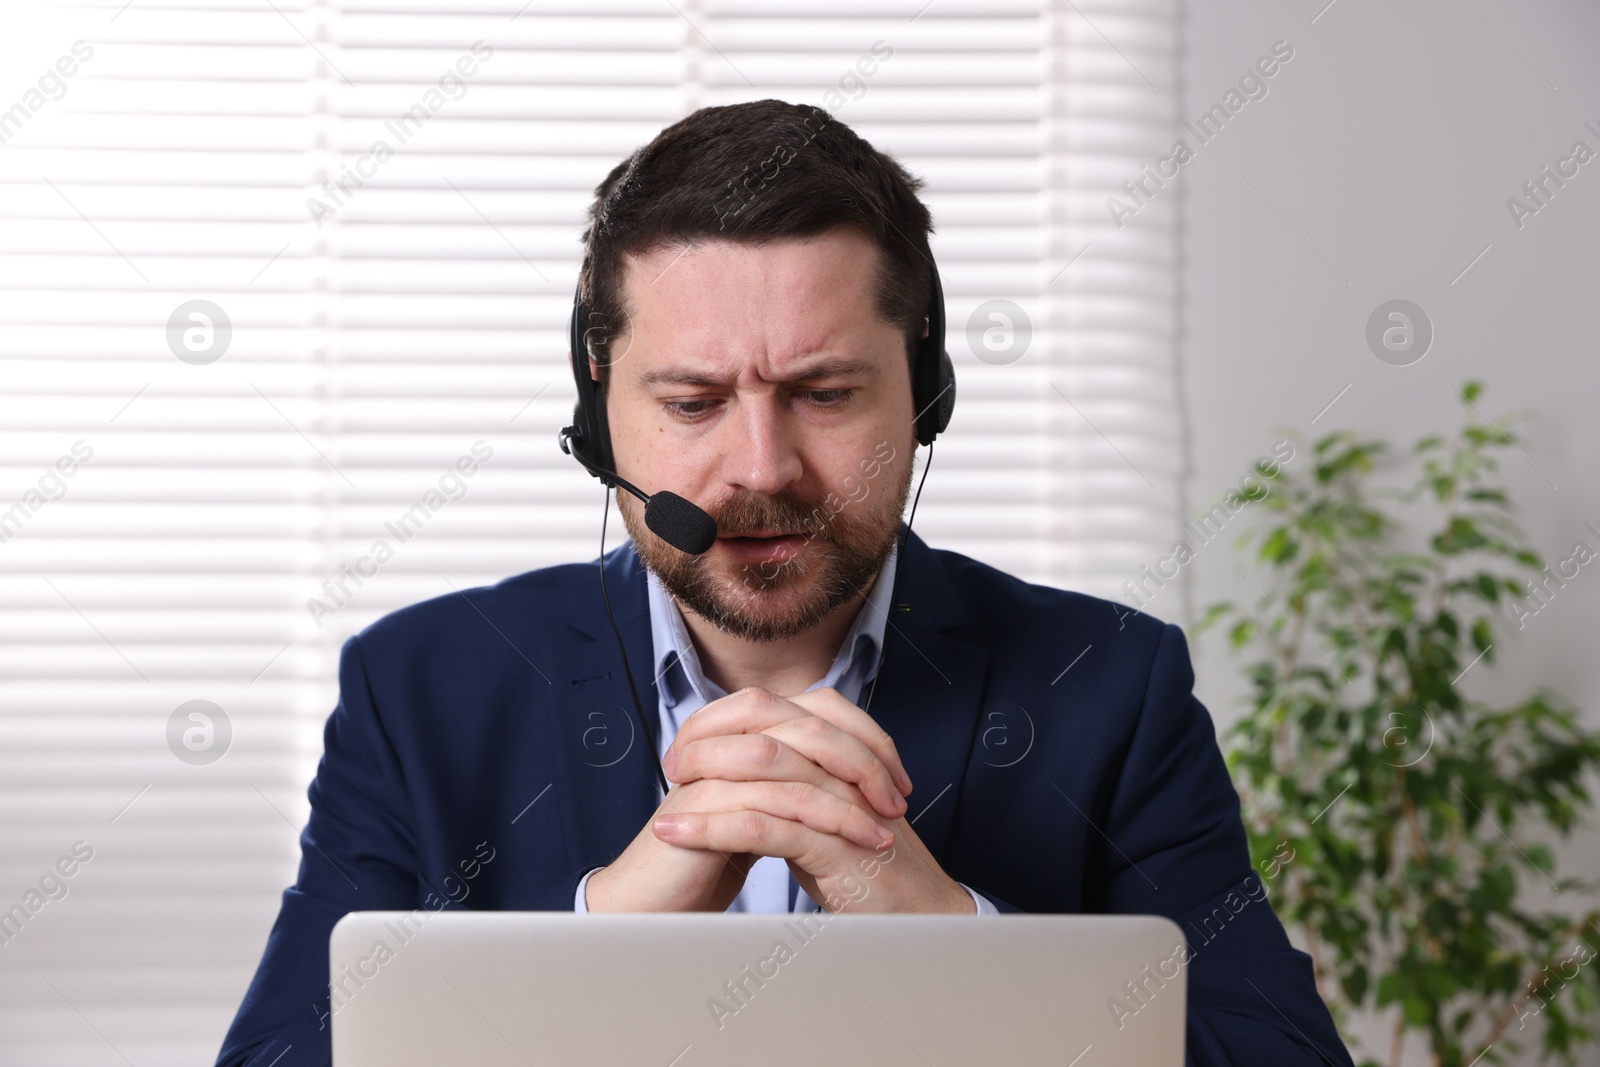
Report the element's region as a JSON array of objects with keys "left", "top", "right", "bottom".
[
  {"left": 919, "top": 316, "right": 929, "bottom": 341},
  {"left": 568, "top": 348, "right": 601, "bottom": 385}
]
